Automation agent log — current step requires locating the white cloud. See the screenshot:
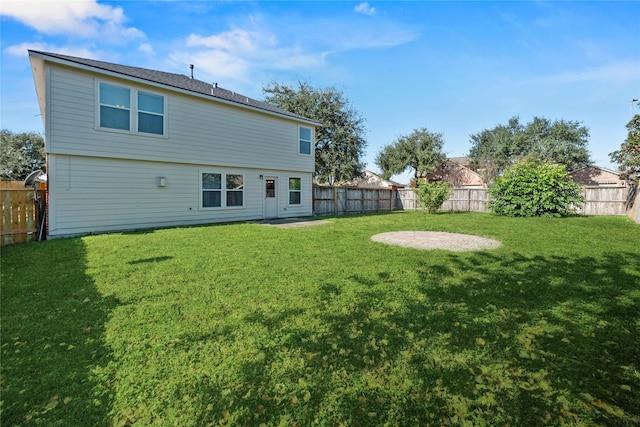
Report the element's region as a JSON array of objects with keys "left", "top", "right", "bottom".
[
  {"left": 169, "top": 49, "right": 251, "bottom": 83},
  {"left": 187, "top": 28, "right": 263, "bottom": 53},
  {"left": 271, "top": 49, "right": 328, "bottom": 70},
  {"left": 4, "top": 42, "right": 101, "bottom": 60},
  {"left": 1, "top": 0, "right": 144, "bottom": 42},
  {"left": 337, "top": 23, "right": 417, "bottom": 49},
  {"left": 167, "top": 14, "right": 416, "bottom": 88},
  {"left": 541, "top": 61, "right": 640, "bottom": 85},
  {"left": 173, "top": 24, "right": 329, "bottom": 83},
  {"left": 355, "top": 2, "right": 376, "bottom": 16},
  {"left": 138, "top": 43, "right": 154, "bottom": 55},
  {"left": 4, "top": 42, "right": 50, "bottom": 56},
  {"left": 300, "top": 16, "right": 418, "bottom": 51}
]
